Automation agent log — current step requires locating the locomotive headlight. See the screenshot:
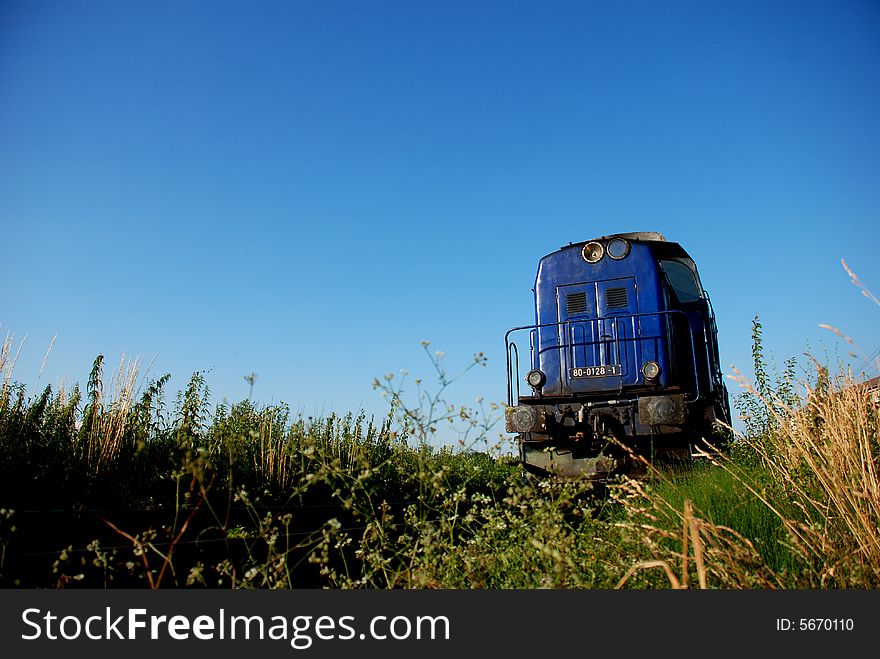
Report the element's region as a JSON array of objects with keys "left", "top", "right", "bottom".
[
  {"left": 642, "top": 361, "right": 661, "bottom": 381},
  {"left": 526, "top": 369, "right": 546, "bottom": 389},
  {"left": 582, "top": 241, "right": 604, "bottom": 264},
  {"left": 607, "top": 238, "right": 630, "bottom": 260}
]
